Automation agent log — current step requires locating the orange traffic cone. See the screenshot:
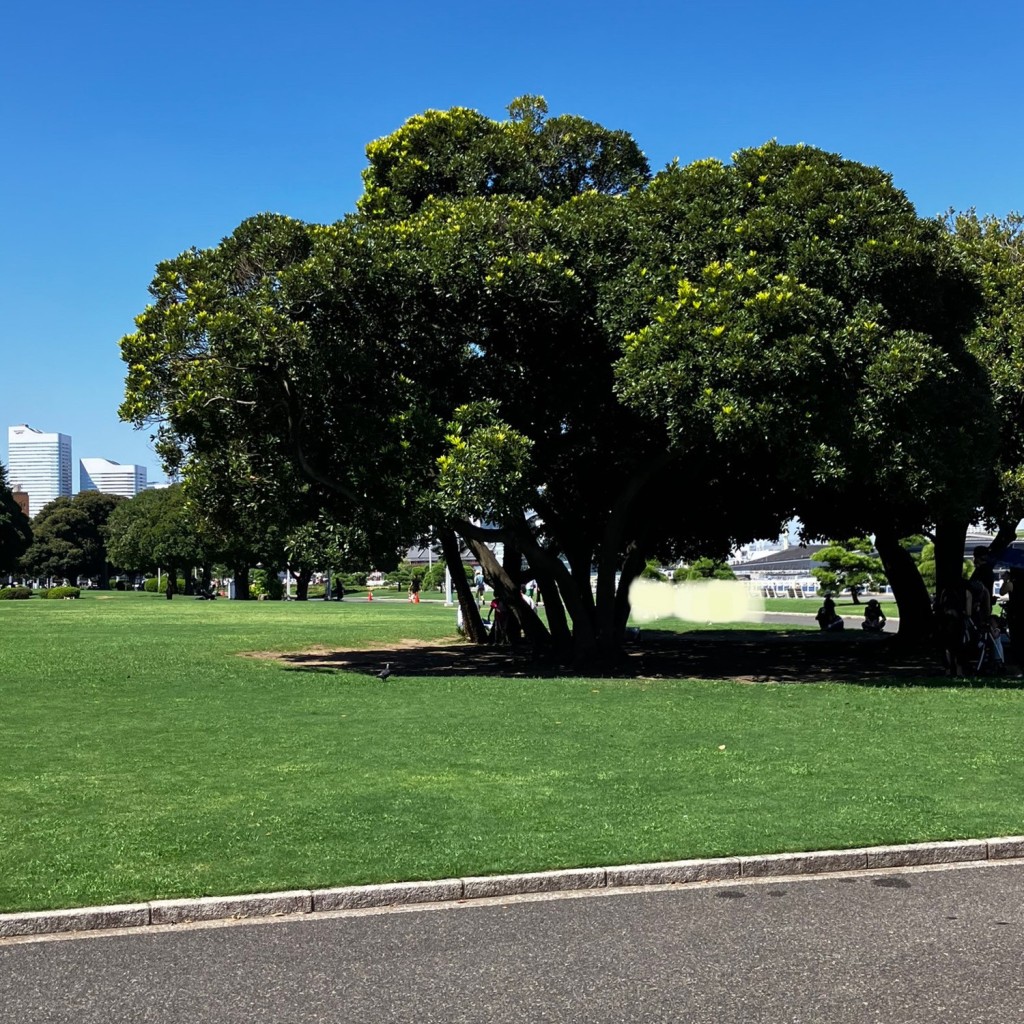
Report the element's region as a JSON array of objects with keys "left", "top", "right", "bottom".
[
  {"left": 413, "top": 592, "right": 420, "bottom": 604},
  {"left": 367, "top": 589, "right": 373, "bottom": 601}
]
